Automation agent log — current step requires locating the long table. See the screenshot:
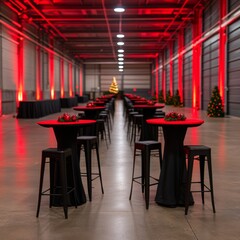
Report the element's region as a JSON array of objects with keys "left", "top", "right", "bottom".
[
  {"left": 60, "top": 97, "right": 78, "bottom": 108},
  {"left": 17, "top": 99, "right": 61, "bottom": 118}
]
